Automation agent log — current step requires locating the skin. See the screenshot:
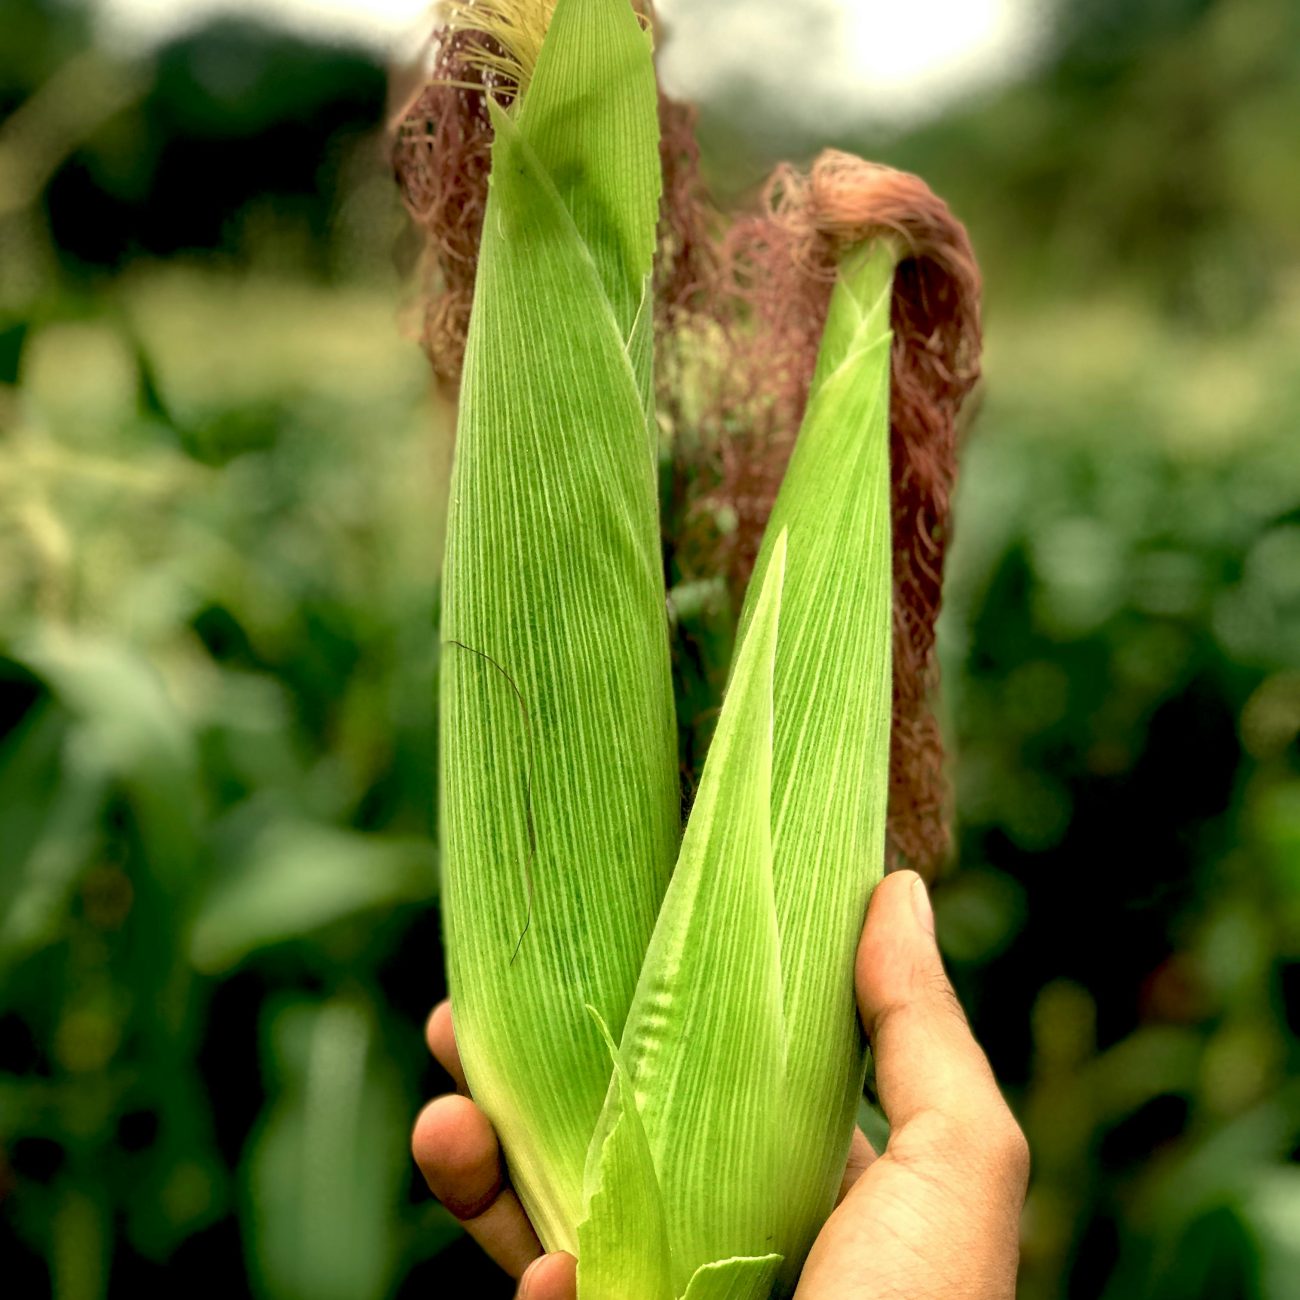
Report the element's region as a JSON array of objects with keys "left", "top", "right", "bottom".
[{"left": 413, "top": 869, "right": 1029, "bottom": 1299}]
